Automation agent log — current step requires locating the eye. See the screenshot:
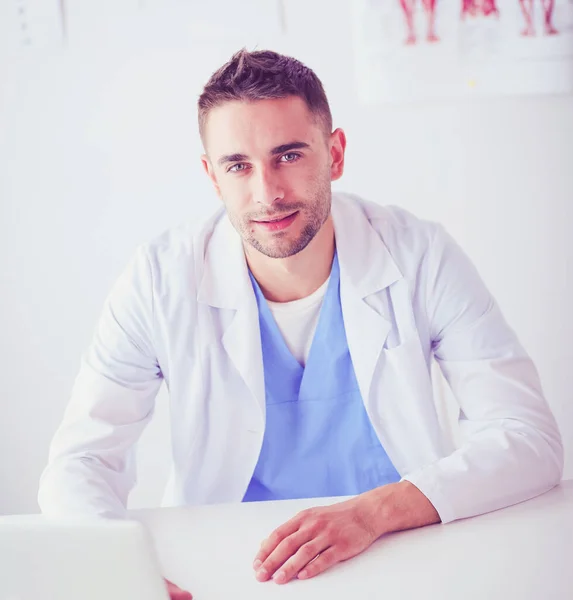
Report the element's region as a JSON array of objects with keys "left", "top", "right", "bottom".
[
  {"left": 280, "top": 152, "right": 301, "bottom": 163},
  {"left": 228, "top": 163, "right": 249, "bottom": 173}
]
